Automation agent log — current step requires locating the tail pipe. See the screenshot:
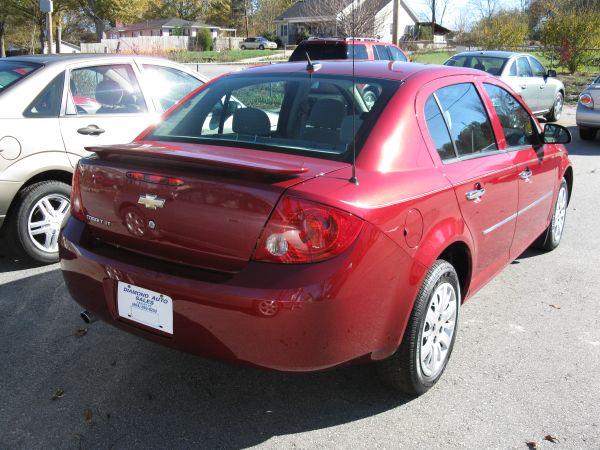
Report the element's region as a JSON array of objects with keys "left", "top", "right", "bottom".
[{"left": 80, "top": 310, "right": 98, "bottom": 324}]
